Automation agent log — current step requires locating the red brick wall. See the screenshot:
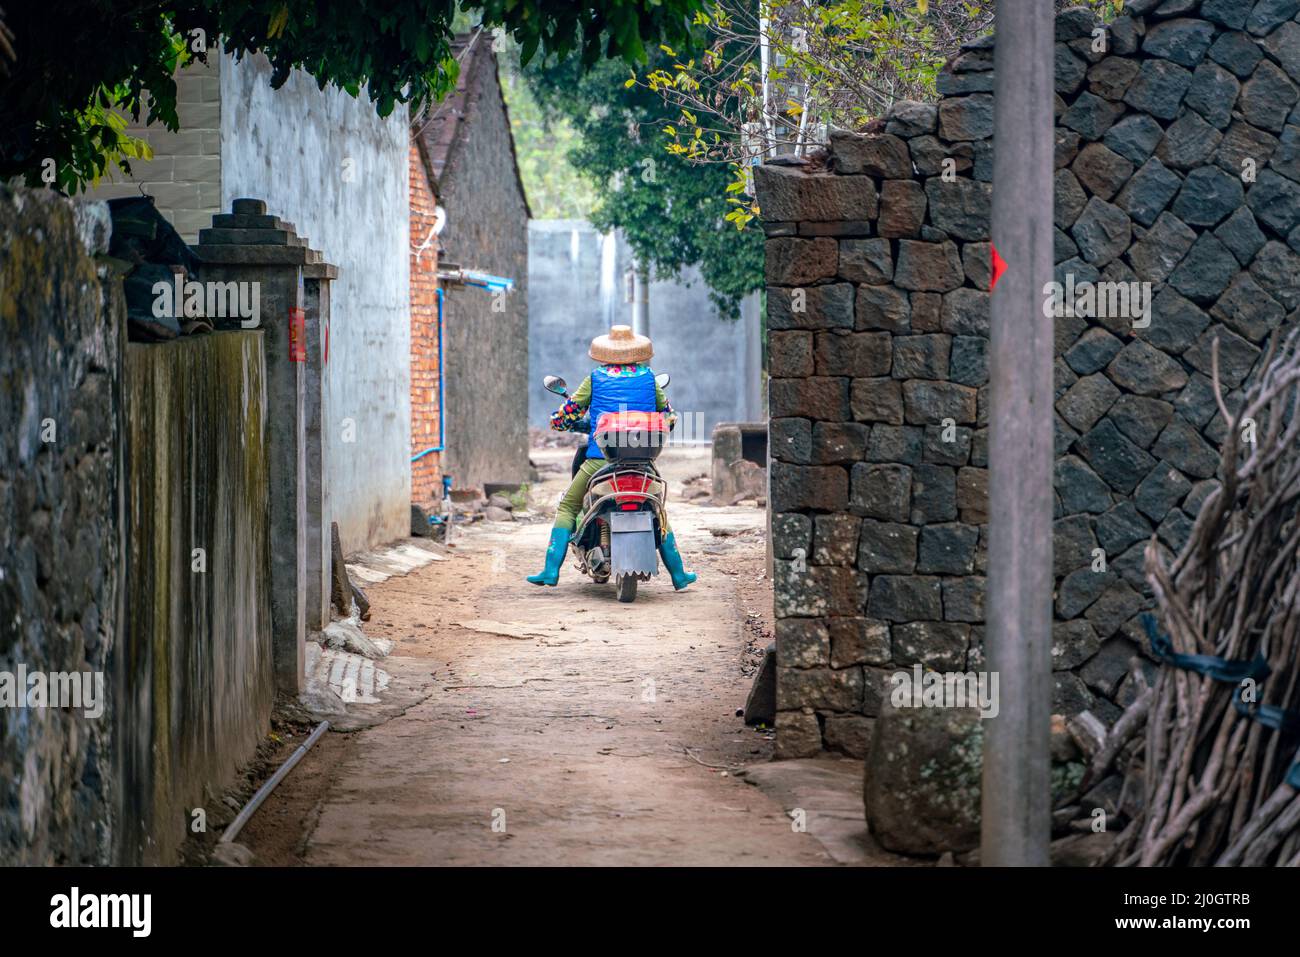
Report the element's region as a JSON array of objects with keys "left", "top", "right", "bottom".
[{"left": 410, "top": 142, "right": 443, "bottom": 506}]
